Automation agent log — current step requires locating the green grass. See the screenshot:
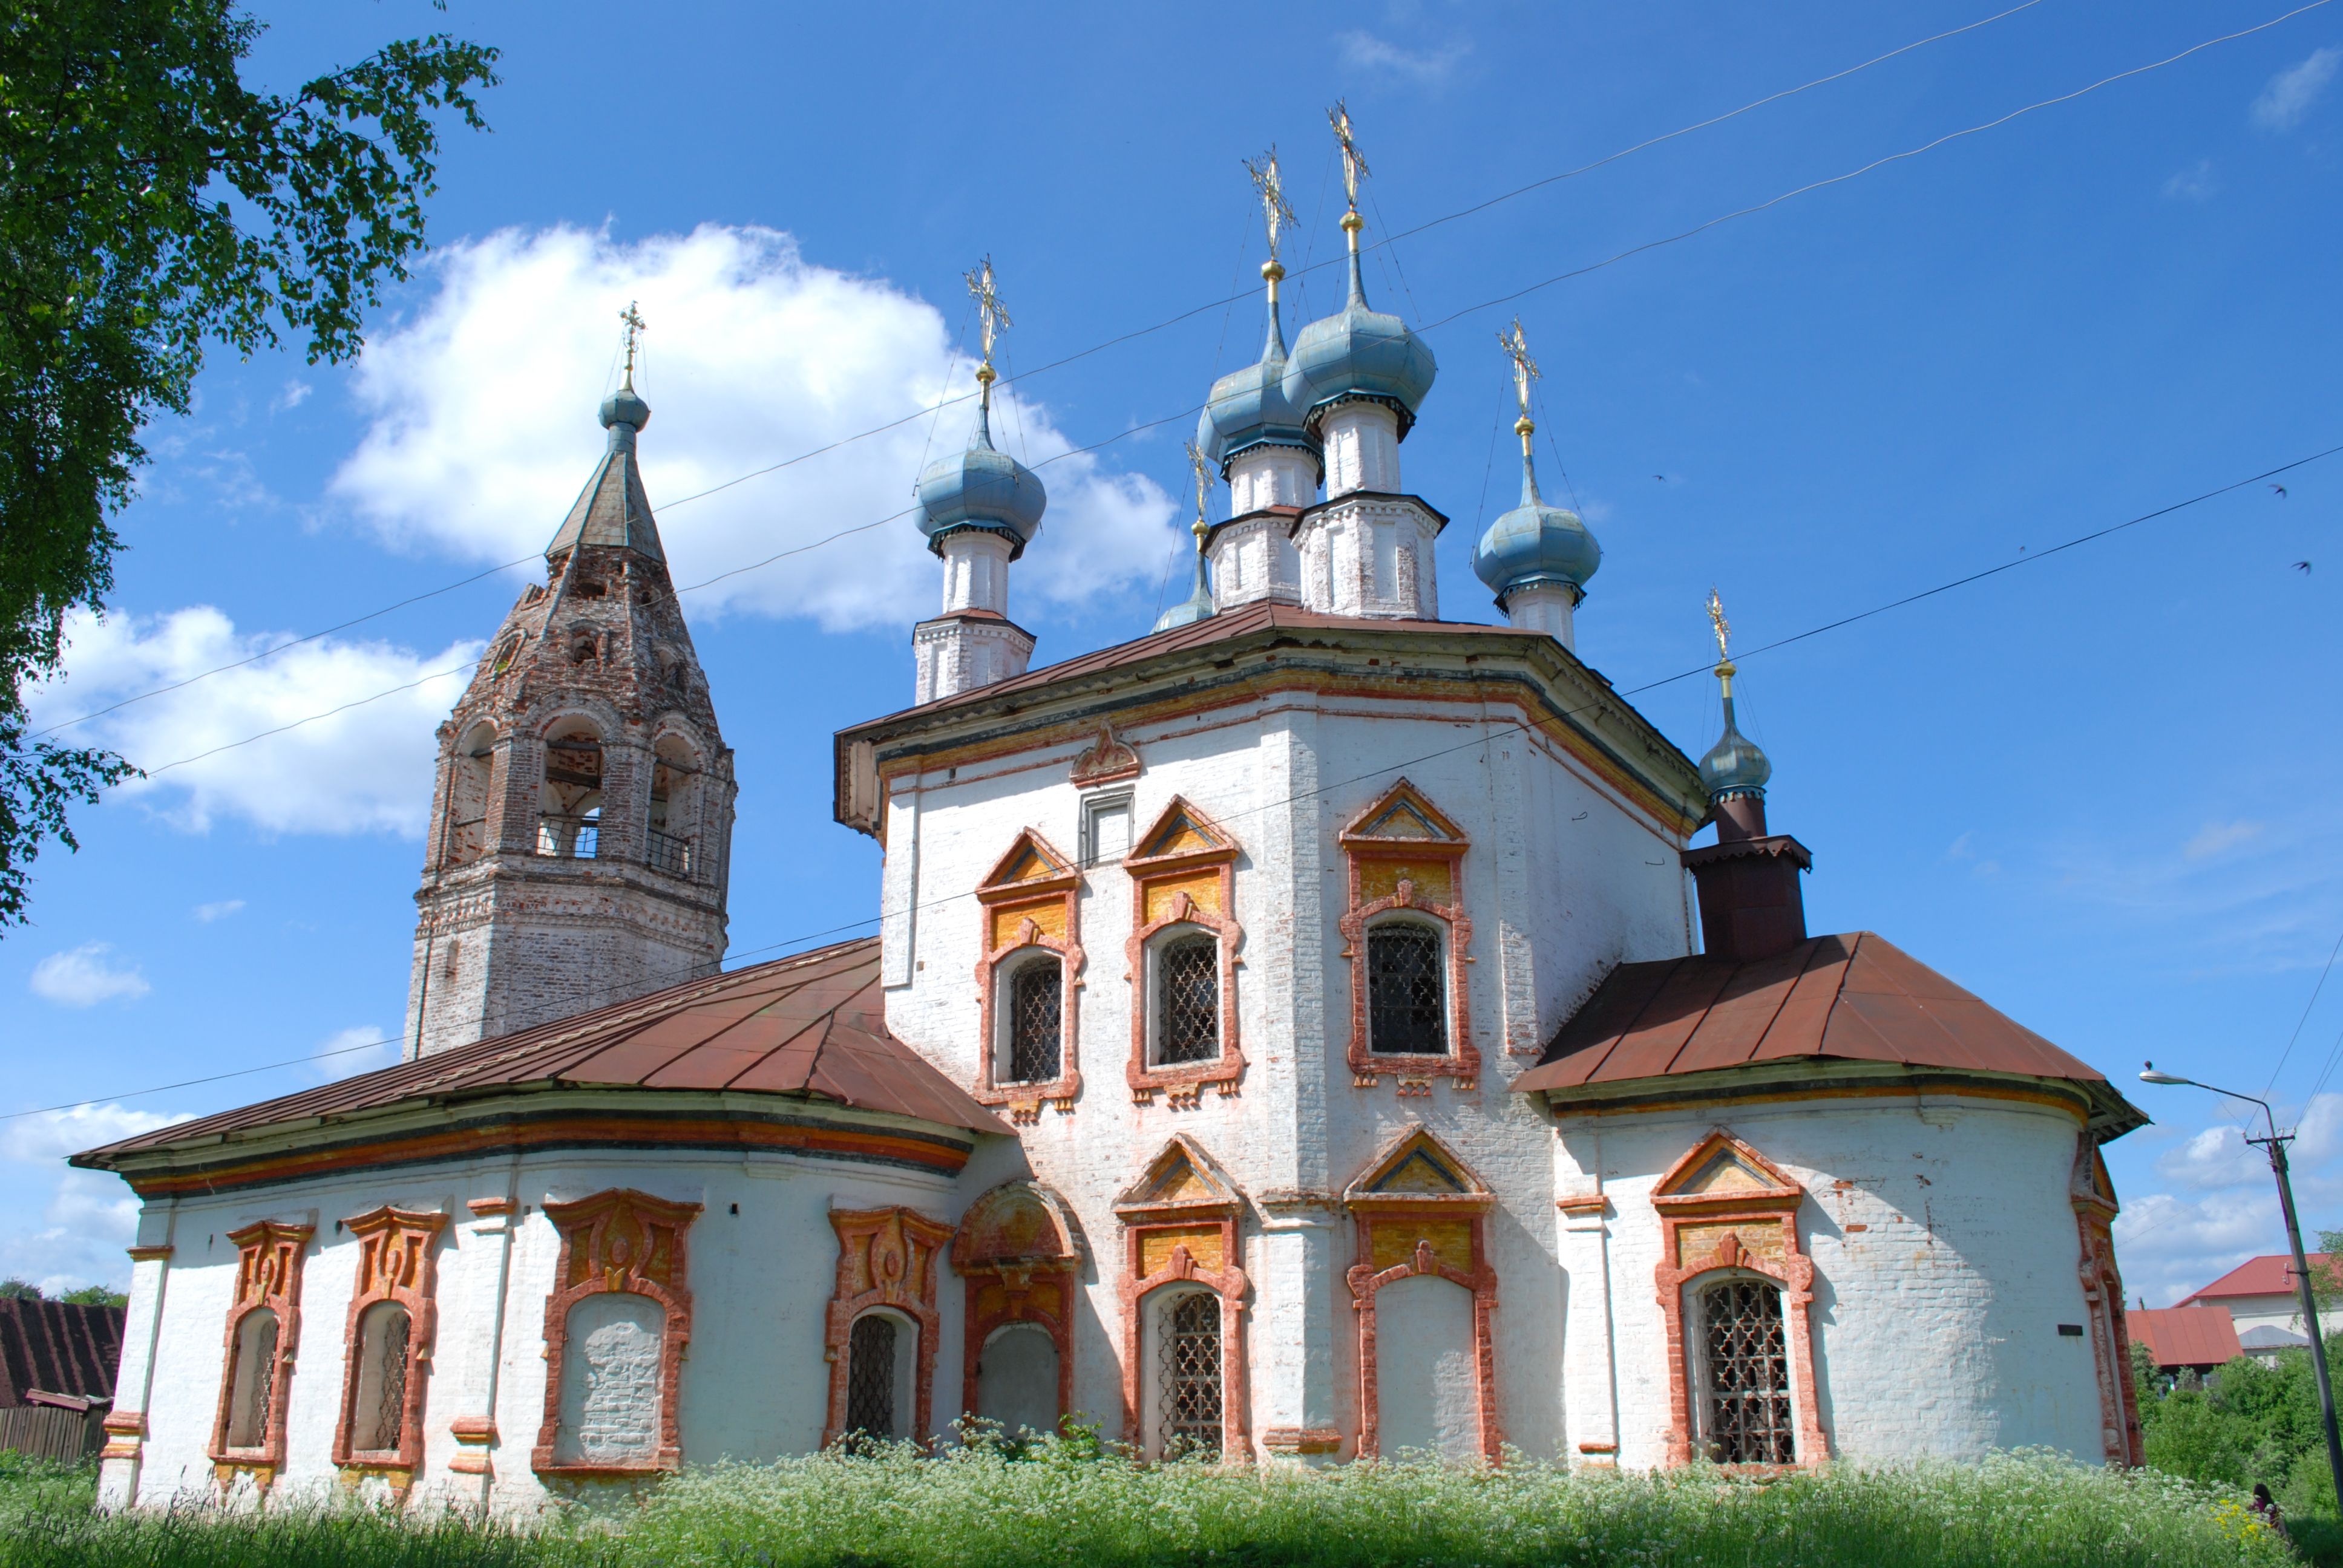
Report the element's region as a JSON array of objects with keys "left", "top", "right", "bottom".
[{"left": 0, "top": 1444, "right": 2313, "bottom": 1567}]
